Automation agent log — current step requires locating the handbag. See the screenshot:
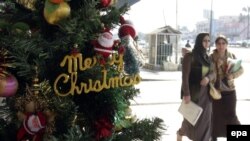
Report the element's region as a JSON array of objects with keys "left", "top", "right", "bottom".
[{"left": 209, "top": 83, "right": 221, "bottom": 100}]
